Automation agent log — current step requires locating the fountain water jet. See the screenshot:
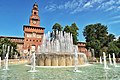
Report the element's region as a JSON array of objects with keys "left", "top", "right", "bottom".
[
  {"left": 39, "top": 31, "right": 74, "bottom": 53},
  {"left": 0, "top": 57, "right": 1, "bottom": 68},
  {"left": 103, "top": 52, "right": 110, "bottom": 69},
  {"left": 3, "top": 46, "right": 10, "bottom": 70},
  {"left": 113, "top": 53, "right": 119, "bottom": 67},
  {"left": 73, "top": 45, "right": 82, "bottom": 72},
  {"left": 28, "top": 45, "right": 38, "bottom": 72},
  {"left": 100, "top": 56, "right": 102, "bottom": 64},
  {"left": 109, "top": 54, "right": 113, "bottom": 65}
]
